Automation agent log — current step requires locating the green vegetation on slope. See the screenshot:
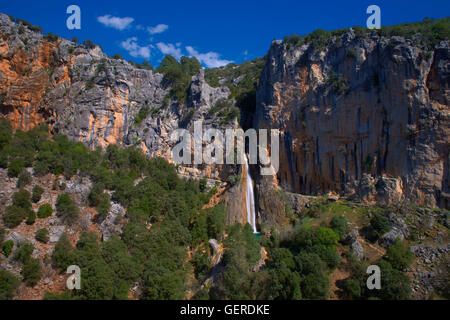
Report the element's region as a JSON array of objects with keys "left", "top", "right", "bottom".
[
  {"left": 0, "top": 119, "right": 226, "bottom": 300},
  {"left": 157, "top": 55, "right": 202, "bottom": 105},
  {"left": 284, "top": 17, "right": 450, "bottom": 50}
]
